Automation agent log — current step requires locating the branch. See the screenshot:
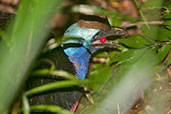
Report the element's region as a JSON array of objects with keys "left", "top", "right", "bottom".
[{"left": 121, "top": 21, "right": 164, "bottom": 29}]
